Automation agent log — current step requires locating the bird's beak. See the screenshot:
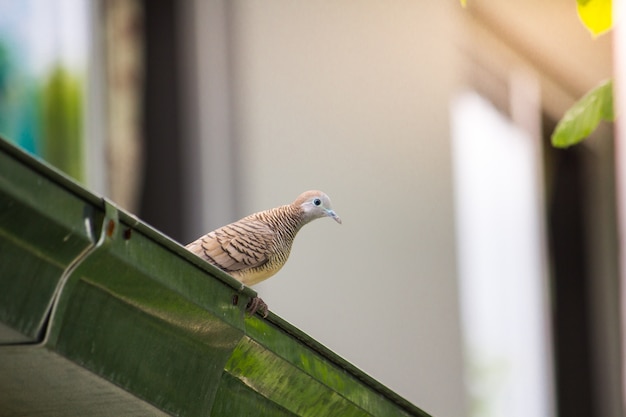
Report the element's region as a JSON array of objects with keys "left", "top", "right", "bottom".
[{"left": 327, "top": 209, "right": 342, "bottom": 224}]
